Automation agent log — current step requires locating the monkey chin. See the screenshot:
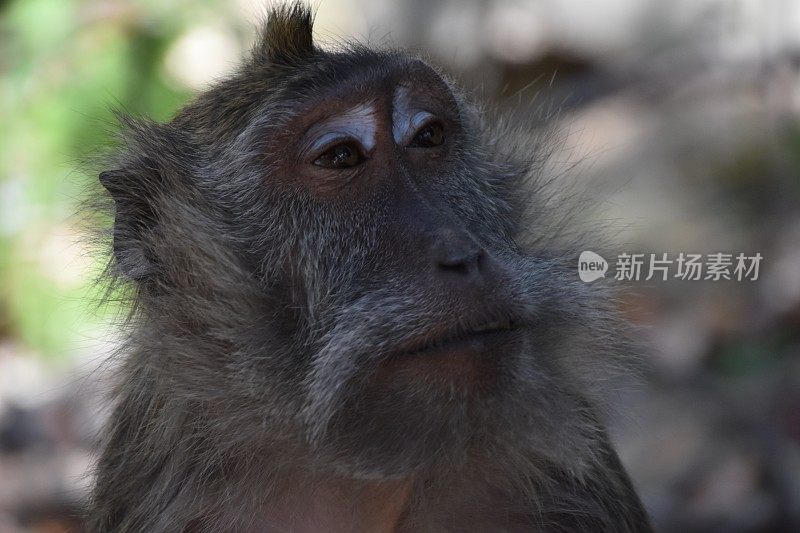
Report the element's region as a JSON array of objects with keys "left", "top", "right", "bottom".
[{"left": 313, "top": 329, "right": 526, "bottom": 479}]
